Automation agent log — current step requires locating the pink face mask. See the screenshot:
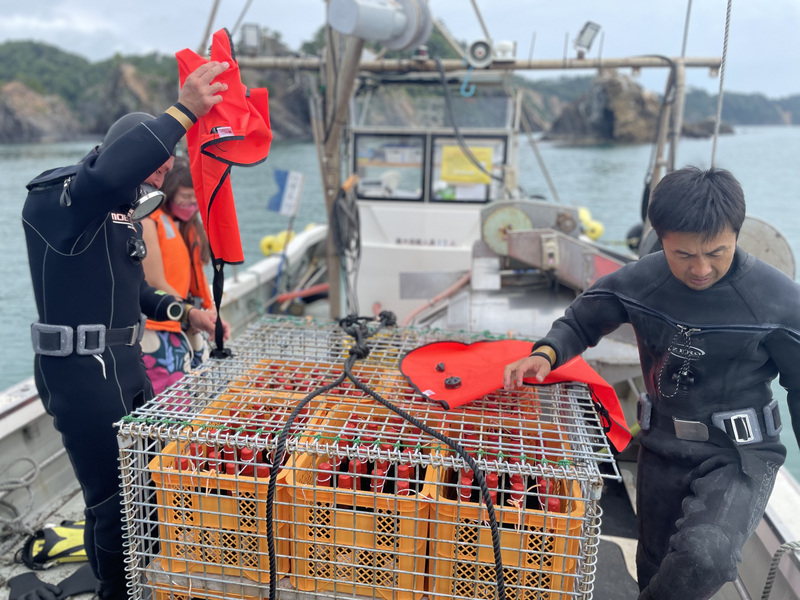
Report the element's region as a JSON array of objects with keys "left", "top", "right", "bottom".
[{"left": 171, "top": 202, "right": 199, "bottom": 222}]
